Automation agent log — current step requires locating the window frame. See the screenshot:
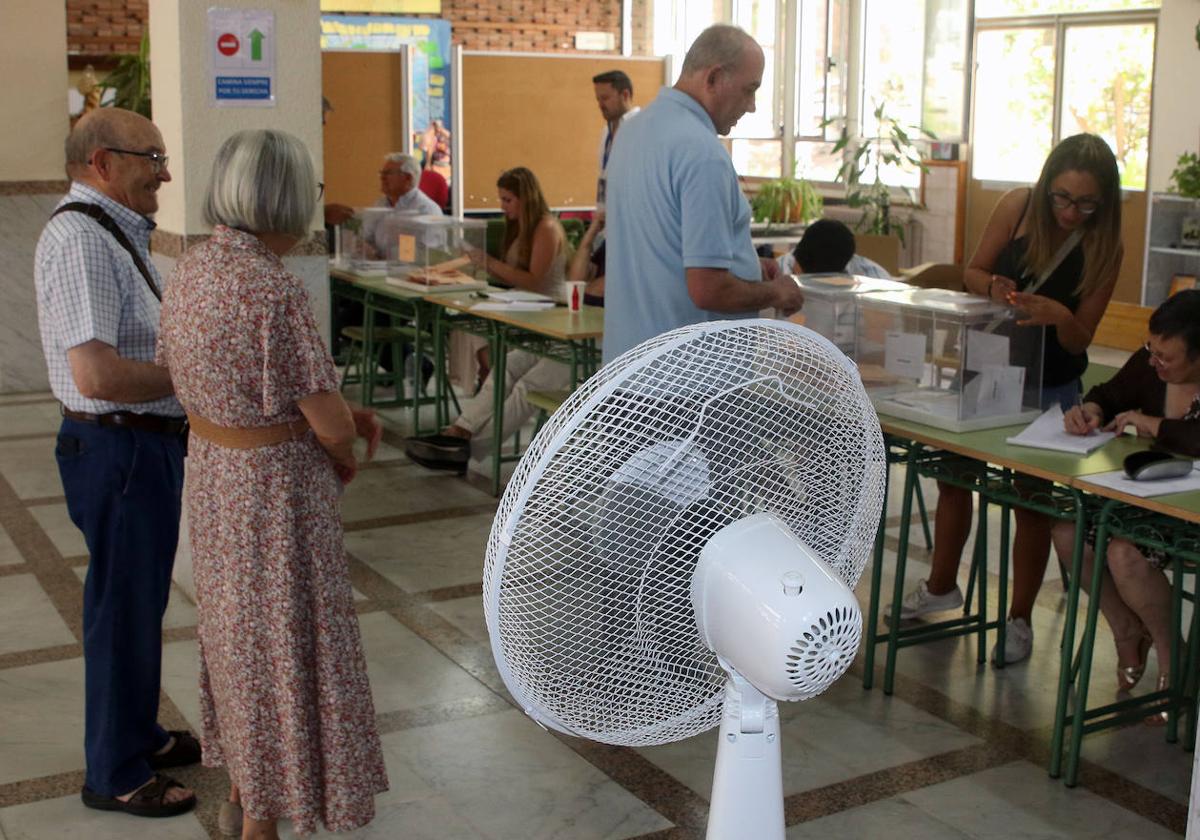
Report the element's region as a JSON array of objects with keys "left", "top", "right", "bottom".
[{"left": 969, "top": 7, "right": 1159, "bottom": 191}]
